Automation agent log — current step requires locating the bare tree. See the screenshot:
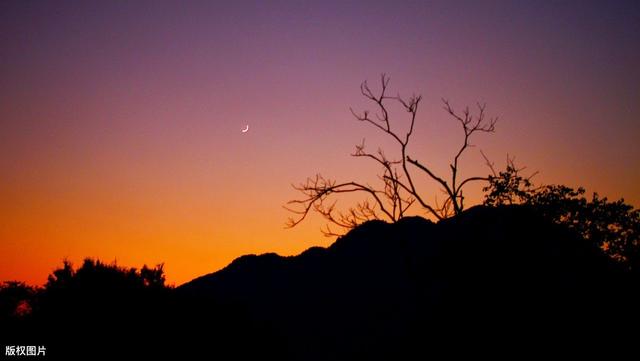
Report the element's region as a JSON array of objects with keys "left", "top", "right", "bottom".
[{"left": 286, "top": 74, "right": 497, "bottom": 236}]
